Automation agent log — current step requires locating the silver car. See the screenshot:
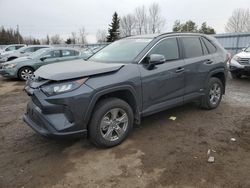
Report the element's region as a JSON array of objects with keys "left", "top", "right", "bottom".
[{"left": 0, "top": 45, "right": 50, "bottom": 63}]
